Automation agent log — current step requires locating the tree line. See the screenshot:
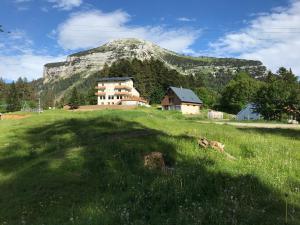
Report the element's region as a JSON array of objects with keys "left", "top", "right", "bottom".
[
  {"left": 1, "top": 58, "right": 299, "bottom": 121},
  {"left": 217, "top": 68, "right": 300, "bottom": 121},
  {"left": 0, "top": 77, "right": 38, "bottom": 113}
]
